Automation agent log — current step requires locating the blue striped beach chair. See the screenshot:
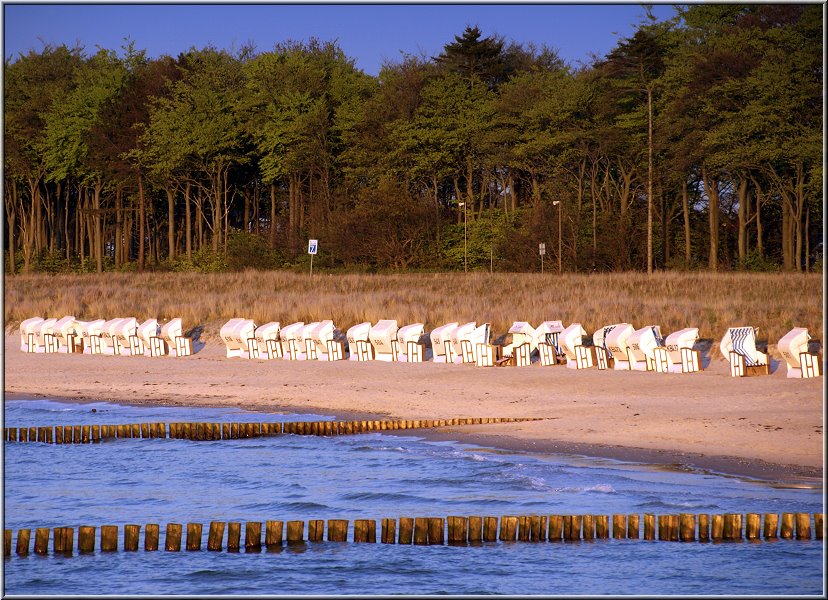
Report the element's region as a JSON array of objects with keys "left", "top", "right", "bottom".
[{"left": 720, "top": 326, "right": 769, "bottom": 377}]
